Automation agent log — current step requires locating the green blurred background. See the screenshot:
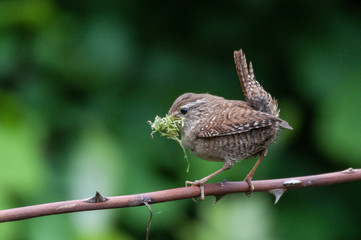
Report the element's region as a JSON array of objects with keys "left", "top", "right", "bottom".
[{"left": 1, "top": 0, "right": 360, "bottom": 239}]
